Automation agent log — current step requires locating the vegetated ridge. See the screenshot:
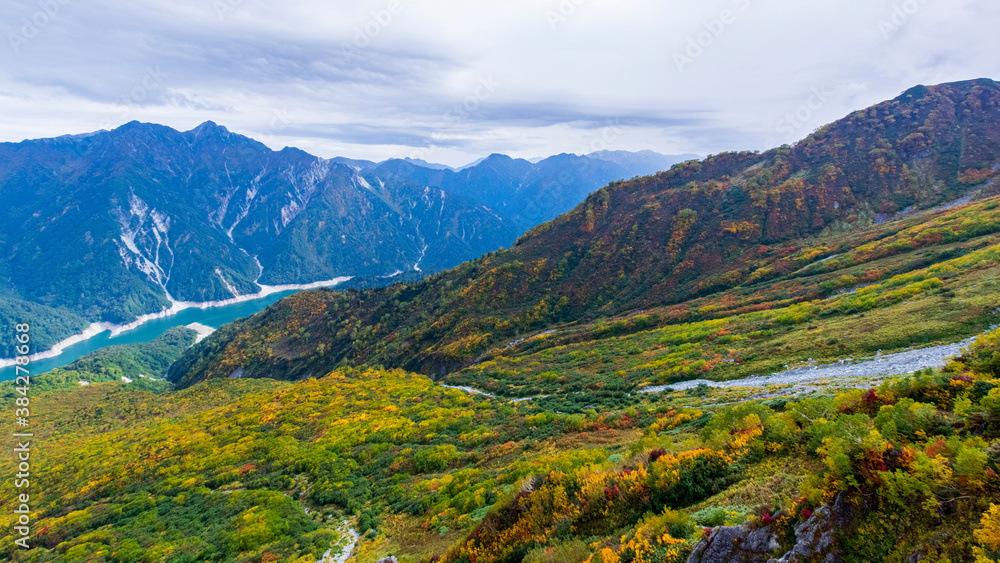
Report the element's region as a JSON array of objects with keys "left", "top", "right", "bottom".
[
  {"left": 170, "top": 78, "right": 1000, "bottom": 393},
  {"left": 0, "top": 123, "right": 683, "bottom": 351}
]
